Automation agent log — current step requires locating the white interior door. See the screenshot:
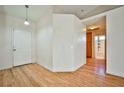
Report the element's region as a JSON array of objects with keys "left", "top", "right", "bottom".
[{"left": 13, "top": 29, "right": 31, "bottom": 66}]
